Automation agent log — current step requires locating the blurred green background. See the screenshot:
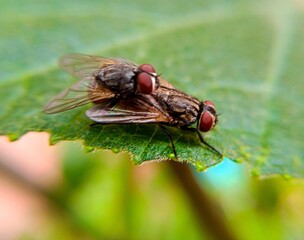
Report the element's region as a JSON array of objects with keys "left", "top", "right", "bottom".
[
  {"left": 1, "top": 0, "right": 304, "bottom": 239},
  {"left": 1, "top": 133, "right": 304, "bottom": 239}
]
